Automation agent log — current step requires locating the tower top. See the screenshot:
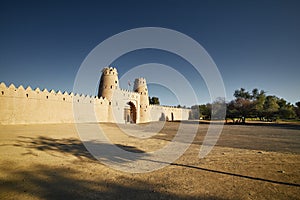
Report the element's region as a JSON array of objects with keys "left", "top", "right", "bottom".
[
  {"left": 133, "top": 77, "right": 148, "bottom": 93},
  {"left": 134, "top": 77, "right": 147, "bottom": 85},
  {"left": 102, "top": 67, "right": 118, "bottom": 75}
]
